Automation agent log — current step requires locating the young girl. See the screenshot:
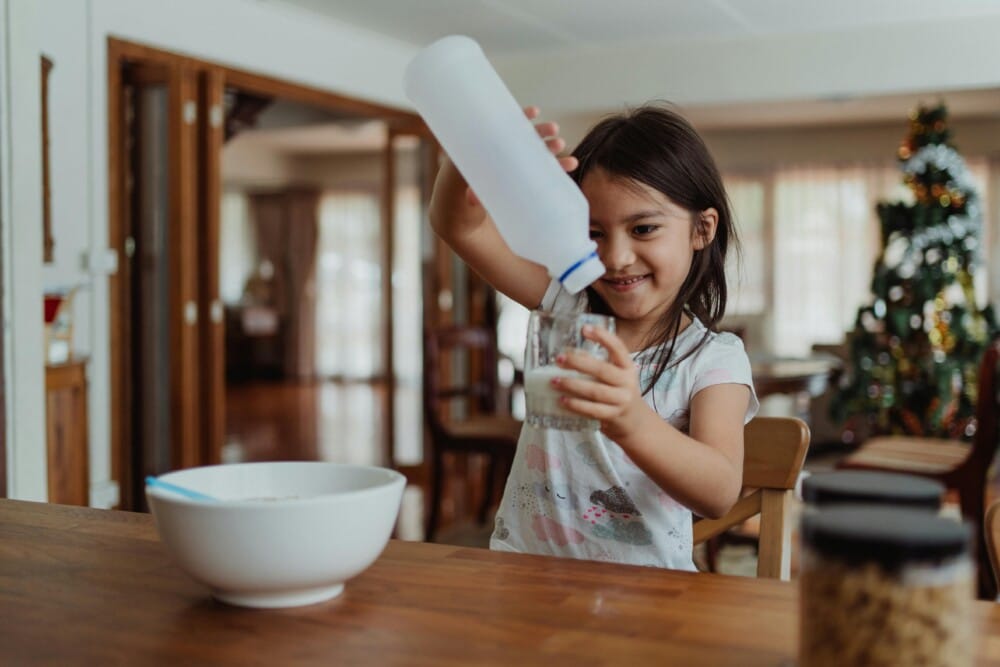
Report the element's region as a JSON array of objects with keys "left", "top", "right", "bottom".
[{"left": 429, "top": 103, "right": 759, "bottom": 570}]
